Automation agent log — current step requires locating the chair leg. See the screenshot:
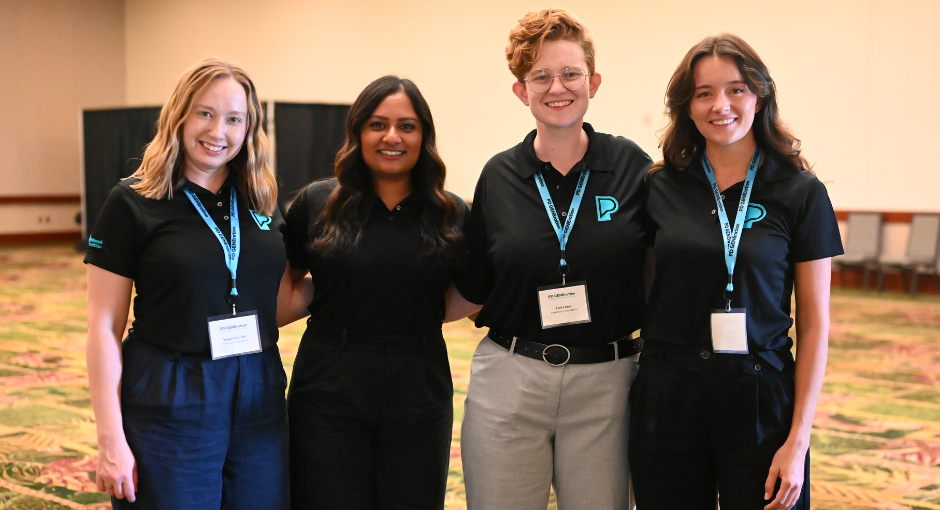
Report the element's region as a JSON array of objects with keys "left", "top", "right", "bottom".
[
  {"left": 863, "top": 266, "right": 870, "bottom": 291},
  {"left": 911, "top": 270, "right": 919, "bottom": 295},
  {"left": 877, "top": 267, "right": 885, "bottom": 292}
]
